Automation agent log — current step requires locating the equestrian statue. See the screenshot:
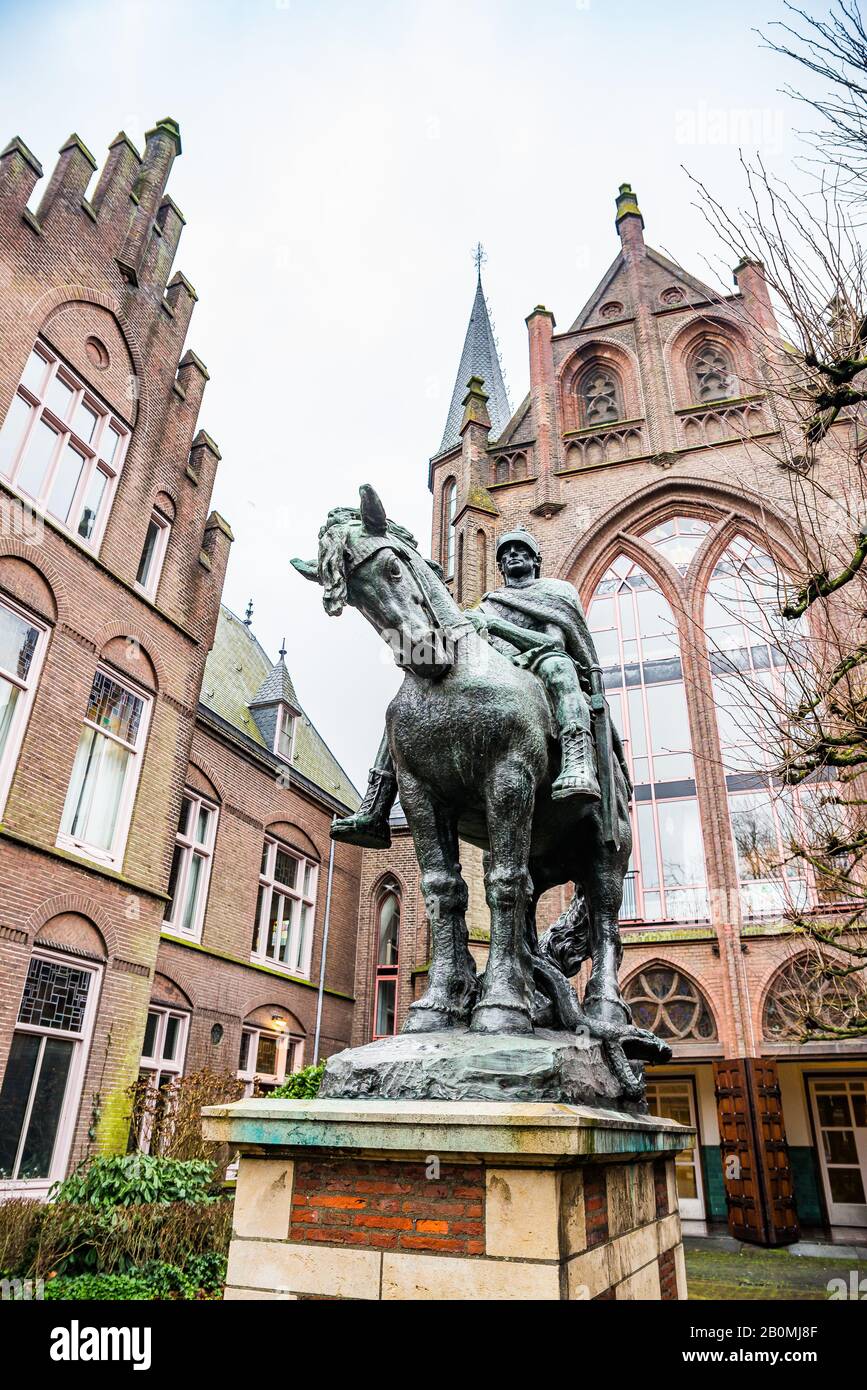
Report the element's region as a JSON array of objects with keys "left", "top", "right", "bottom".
[{"left": 292, "top": 485, "right": 670, "bottom": 1098}]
